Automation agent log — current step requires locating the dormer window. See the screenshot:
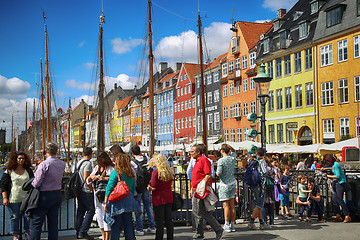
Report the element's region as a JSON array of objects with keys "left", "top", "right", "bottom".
[
  {"left": 311, "top": 1, "right": 319, "bottom": 14},
  {"left": 299, "top": 22, "right": 308, "bottom": 39},
  {"left": 274, "top": 20, "right": 280, "bottom": 31},
  {"left": 326, "top": 5, "right": 346, "bottom": 27},
  {"left": 293, "top": 11, "right": 303, "bottom": 21},
  {"left": 231, "top": 36, "right": 240, "bottom": 54},
  {"left": 263, "top": 38, "right": 270, "bottom": 53}
]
